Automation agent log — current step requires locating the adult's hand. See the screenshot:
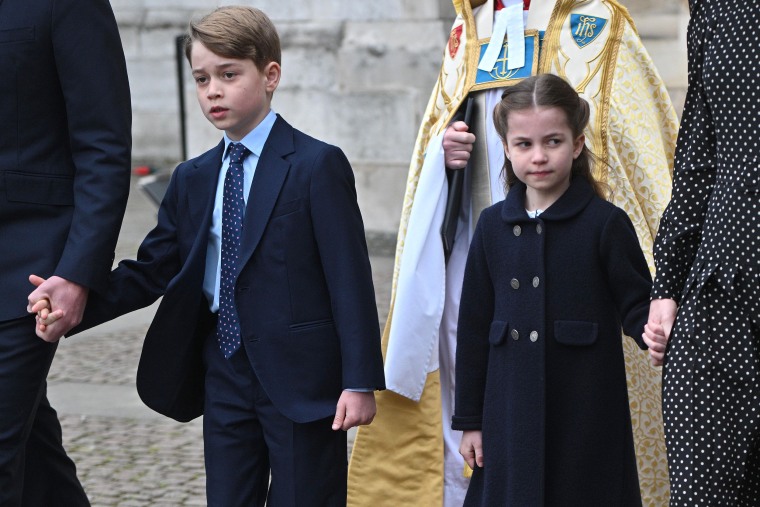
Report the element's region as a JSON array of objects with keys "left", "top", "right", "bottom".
[
  {"left": 443, "top": 121, "right": 476, "bottom": 170},
  {"left": 27, "top": 275, "right": 89, "bottom": 342}
]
